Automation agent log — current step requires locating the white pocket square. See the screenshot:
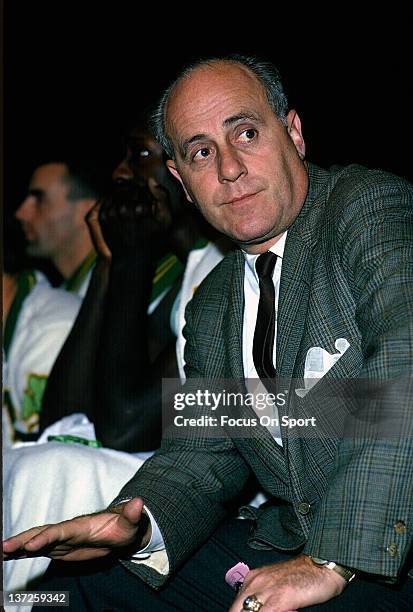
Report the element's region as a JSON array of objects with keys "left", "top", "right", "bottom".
[{"left": 295, "top": 338, "right": 350, "bottom": 397}]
